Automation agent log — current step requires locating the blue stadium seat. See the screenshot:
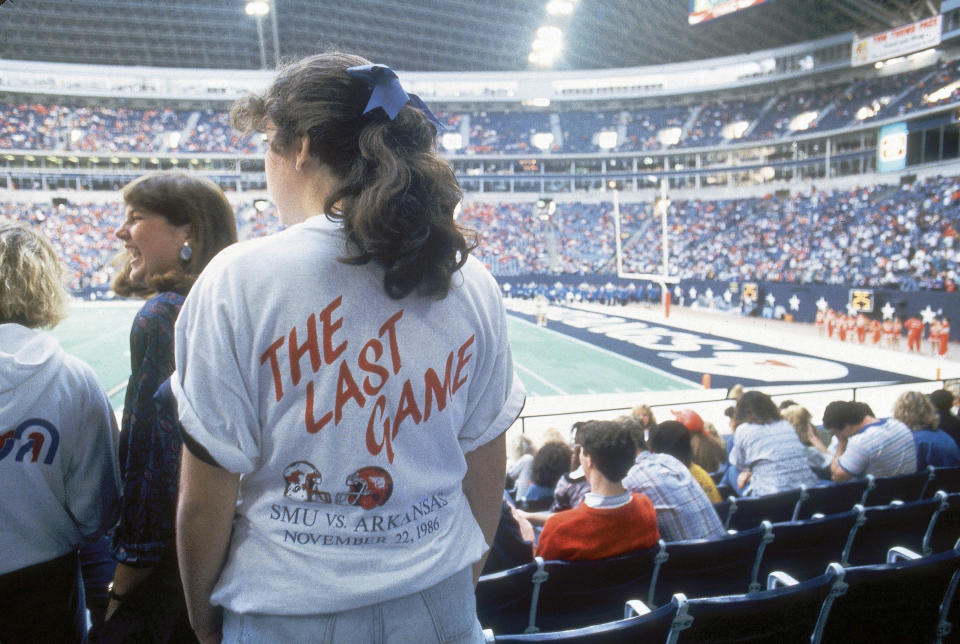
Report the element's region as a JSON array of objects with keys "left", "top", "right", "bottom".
[
  {"left": 928, "top": 492, "right": 960, "bottom": 555},
  {"left": 647, "top": 522, "right": 773, "bottom": 606},
  {"left": 667, "top": 565, "right": 848, "bottom": 644},
  {"left": 927, "top": 466, "right": 960, "bottom": 498},
  {"left": 477, "top": 544, "right": 665, "bottom": 635},
  {"left": 756, "top": 506, "right": 866, "bottom": 581},
  {"left": 477, "top": 558, "right": 546, "bottom": 635},
  {"left": 484, "top": 595, "right": 684, "bottom": 643},
  {"left": 846, "top": 493, "right": 949, "bottom": 566},
  {"left": 793, "top": 479, "right": 870, "bottom": 520},
  {"left": 721, "top": 487, "right": 806, "bottom": 531},
  {"left": 861, "top": 465, "right": 936, "bottom": 506},
  {"left": 523, "top": 543, "right": 664, "bottom": 633},
  {"left": 818, "top": 543, "right": 960, "bottom": 644}
]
